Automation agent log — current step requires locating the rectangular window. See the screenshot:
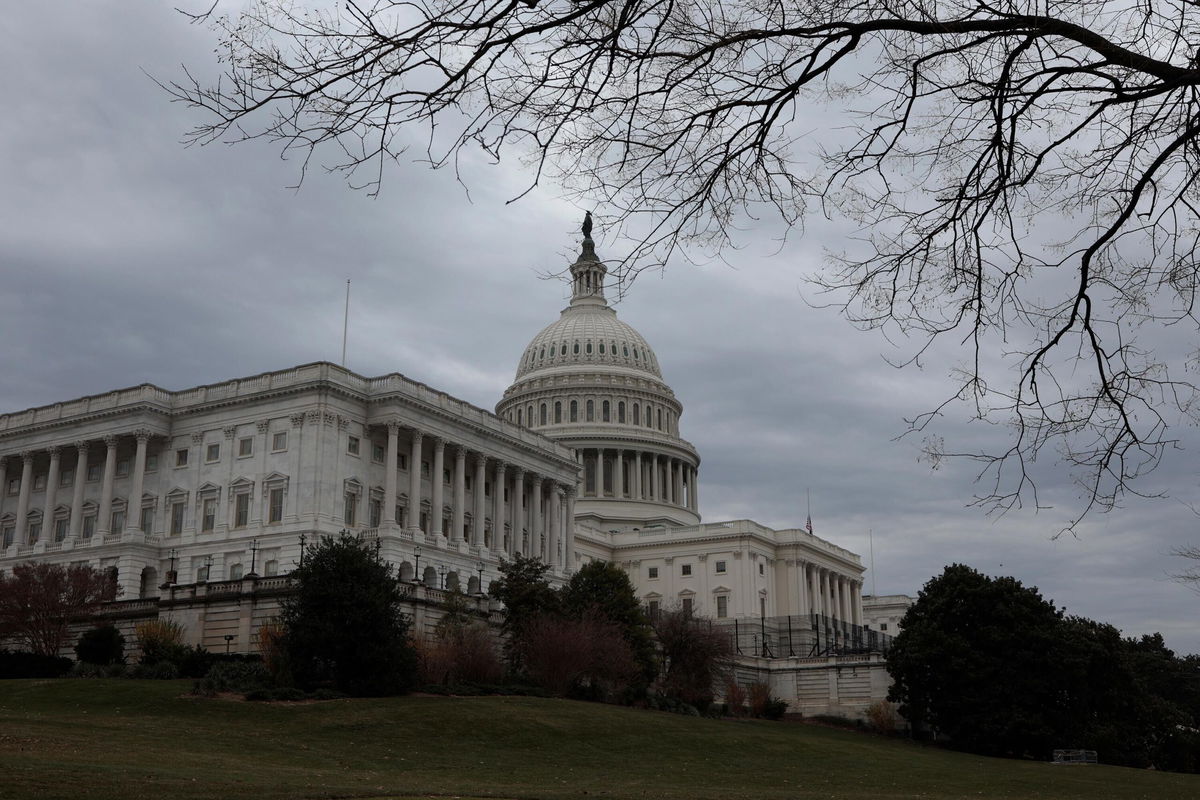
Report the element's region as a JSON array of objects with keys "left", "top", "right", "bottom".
[
  {"left": 234, "top": 493, "right": 250, "bottom": 528},
  {"left": 343, "top": 492, "right": 357, "bottom": 526},
  {"left": 758, "top": 563, "right": 764, "bottom": 575},
  {"left": 115, "top": 460, "right": 129, "bottom": 478},
  {"left": 681, "top": 597, "right": 693, "bottom": 614},
  {"left": 7, "top": 478, "right": 19, "bottom": 495},
  {"left": 28, "top": 522, "right": 41, "bottom": 544},
  {"left": 268, "top": 488, "right": 284, "bottom": 523},
  {"left": 716, "top": 595, "right": 729, "bottom": 618},
  {"left": 880, "top": 623, "right": 889, "bottom": 632},
  {"left": 82, "top": 515, "right": 96, "bottom": 539},
  {"left": 205, "top": 443, "right": 220, "bottom": 463},
  {"left": 228, "top": 563, "right": 244, "bottom": 581},
  {"left": 397, "top": 453, "right": 407, "bottom": 470},
  {"left": 648, "top": 566, "right": 659, "bottom": 579},
  {"left": 238, "top": 437, "right": 254, "bottom": 457},
  {"left": 59, "top": 469, "right": 74, "bottom": 487},
  {"left": 396, "top": 504, "right": 406, "bottom": 528},
  {"left": 140, "top": 507, "right": 154, "bottom": 532},
  {"left": 368, "top": 498, "right": 382, "bottom": 528},
  {"left": 201, "top": 498, "right": 217, "bottom": 532},
  {"left": 271, "top": 431, "right": 288, "bottom": 452},
  {"left": 715, "top": 560, "right": 727, "bottom": 574},
  {"left": 54, "top": 518, "right": 69, "bottom": 542},
  {"left": 372, "top": 443, "right": 385, "bottom": 463},
  {"left": 175, "top": 448, "right": 189, "bottom": 468},
  {"left": 443, "top": 469, "right": 450, "bottom": 485},
  {"left": 681, "top": 564, "right": 692, "bottom": 577},
  {"left": 347, "top": 435, "right": 360, "bottom": 455},
  {"left": 465, "top": 475, "right": 472, "bottom": 491},
  {"left": 34, "top": 474, "right": 46, "bottom": 490},
  {"left": 171, "top": 502, "right": 186, "bottom": 535},
  {"left": 421, "top": 461, "right": 430, "bottom": 478},
  {"left": 2, "top": 524, "right": 14, "bottom": 547},
  {"left": 110, "top": 510, "right": 125, "bottom": 532},
  {"left": 145, "top": 454, "right": 158, "bottom": 472}
]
